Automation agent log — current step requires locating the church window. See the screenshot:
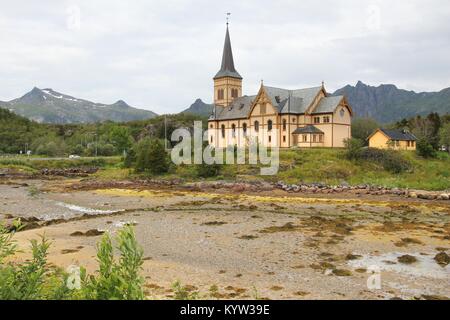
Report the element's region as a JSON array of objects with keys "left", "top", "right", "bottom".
[
  {"left": 231, "top": 124, "right": 236, "bottom": 137},
  {"left": 302, "top": 134, "right": 307, "bottom": 142},
  {"left": 319, "top": 135, "right": 323, "bottom": 143},
  {"left": 282, "top": 119, "right": 287, "bottom": 131},
  {"left": 268, "top": 136, "right": 272, "bottom": 143},
  {"left": 323, "top": 116, "right": 330, "bottom": 123},
  {"left": 313, "top": 135, "right": 317, "bottom": 143},
  {"left": 211, "top": 136, "right": 213, "bottom": 143},
  {"left": 243, "top": 123, "right": 247, "bottom": 136},
  {"left": 254, "top": 121, "right": 259, "bottom": 132},
  {"left": 340, "top": 108, "right": 345, "bottom": 118},
  {"left": 231, "top": 88, "right": 238, "bottom": 98},
  {"left": 218, "top": 89, "right": 224, "bottom": 100},
  {"left": 221, "top": 125, "right": 225, "bottom": 138},
  {"left": 283, "top": 136, "right": 286, "bottom": 142},
  {"left": 268, "top": 120, "right": 273, "bottom": 131},
  {"left": 314, "top": 117, "right": 320, "bottom": 124}
]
